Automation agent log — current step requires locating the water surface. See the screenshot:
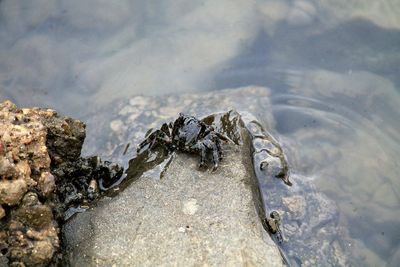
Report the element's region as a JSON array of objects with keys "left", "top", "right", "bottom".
[{"left": 1, "top": 0, "right": 399, "bottom": 266}]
